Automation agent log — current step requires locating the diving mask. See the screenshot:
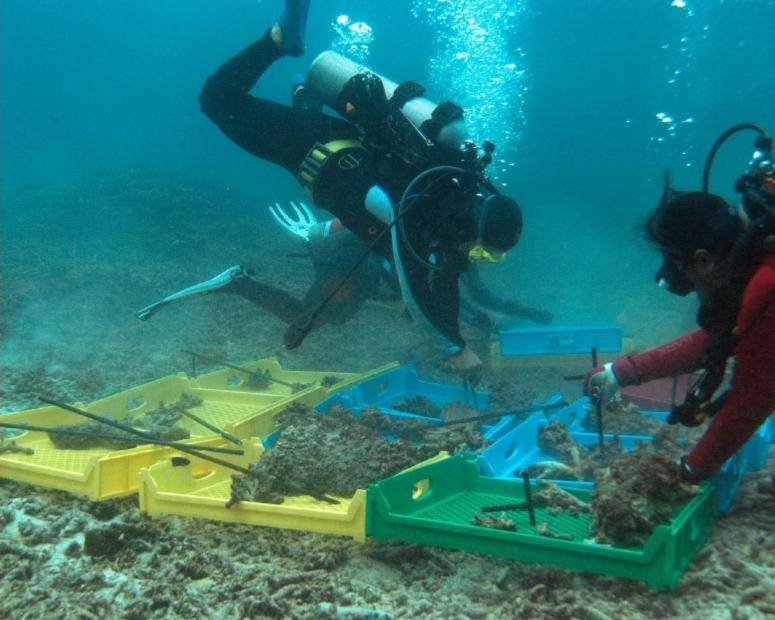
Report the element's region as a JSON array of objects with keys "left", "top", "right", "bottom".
[
  {"left": 468, "top": 245, "right": 507, "bottom": 263},
  {"left": 655, "top": 249, "right": 694, "bottom": 296}
]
